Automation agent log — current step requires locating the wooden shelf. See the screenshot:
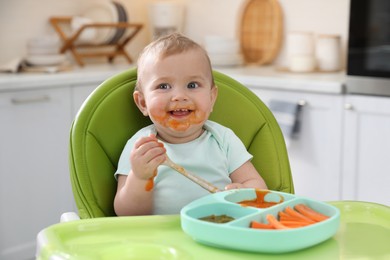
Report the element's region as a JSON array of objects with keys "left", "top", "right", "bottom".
[{"left": 50, "top": 16, "right": 143, "bottom": 66}]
